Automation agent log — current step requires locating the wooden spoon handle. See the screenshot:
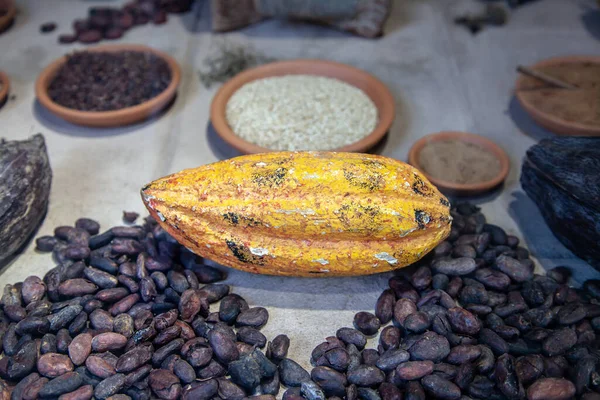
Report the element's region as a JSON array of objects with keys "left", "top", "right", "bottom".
[{"left": 517, "top": 65, "right": 578, "bottom": 89}]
